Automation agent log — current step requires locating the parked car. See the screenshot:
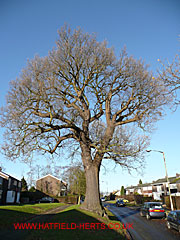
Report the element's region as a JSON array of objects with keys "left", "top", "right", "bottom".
[
  {"left": 80, "top": 196, "right": 85, "bottom": 204},
  {"left": 140, "top": 202, "right": 166, "bottom": 220},
  {"left": 38, "top": 197, "right": 54, "bottom": 203},
  {"left": 116, "top": 199, "right": 126, "bottom": 207},
  {"left": 166, "top": 210, "right": 180, "bottom": 232},
  {"left": 122, "top": 198, "right": 129, "bottom": 203},
  {"left": 101, "top": 197, "right": 106, "bottom": 202}
]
